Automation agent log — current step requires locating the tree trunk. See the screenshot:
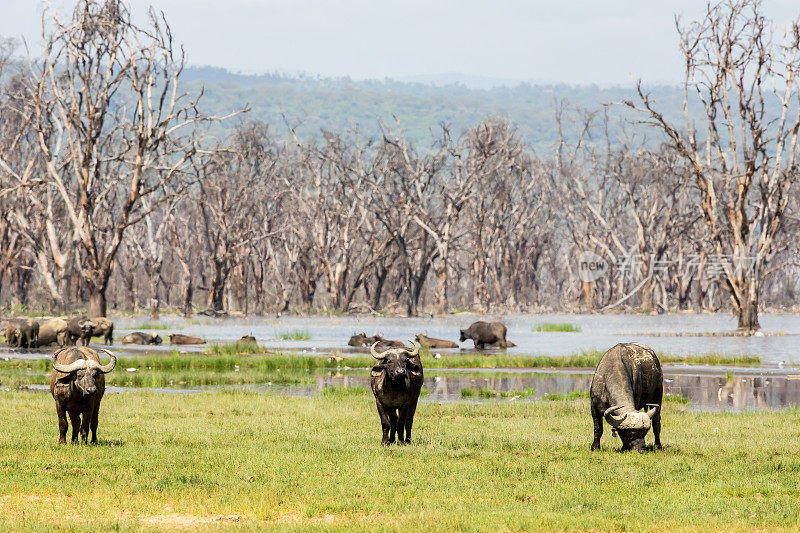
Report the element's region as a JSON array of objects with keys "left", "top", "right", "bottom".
[
  {"left": 89, "top": 288, "right": 107, "bottom": 318},
  {"left": 183, "top": 277, "right": 193, "bottom": 318},
  {"left": 735, "top": 283, "right": 760, "bottom": 332},
  {"left": 209, "top": 260, "right": 228, "bottom": 311}
]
